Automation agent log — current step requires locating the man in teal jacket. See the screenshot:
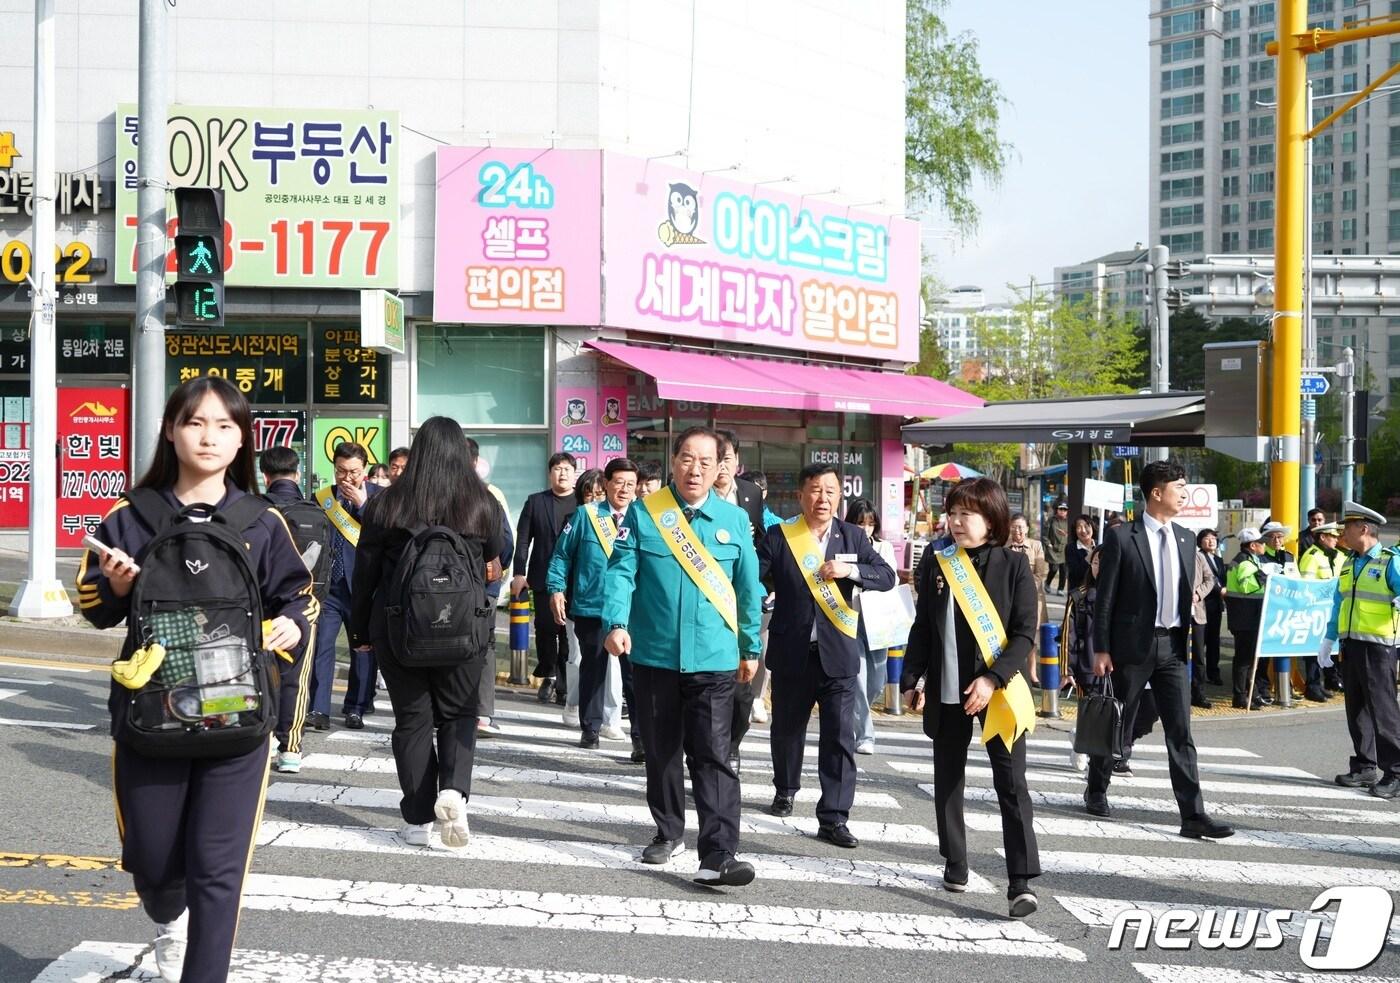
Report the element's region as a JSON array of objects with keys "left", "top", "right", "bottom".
[
  {"left": 548, "top": 457, "right": 641, "bottom": 758},
  {"left": 604, "top": 426, "right": 763, "bottom": 887}
]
